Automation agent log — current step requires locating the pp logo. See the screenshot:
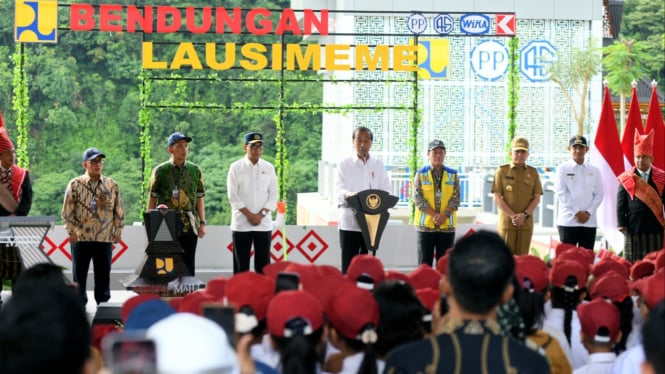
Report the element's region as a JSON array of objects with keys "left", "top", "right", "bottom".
[
  {"left": 15, "top": 0, "right": 58, "bottom": 43},
  {"left": 520, "top": 40, "right": 557, "bottom": 82},
  {"left": 413, "top": 38, "right": 450, "bottom": 80},
  {"left": 470, "top": 40, "right": 509, "bottom": 81}
]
